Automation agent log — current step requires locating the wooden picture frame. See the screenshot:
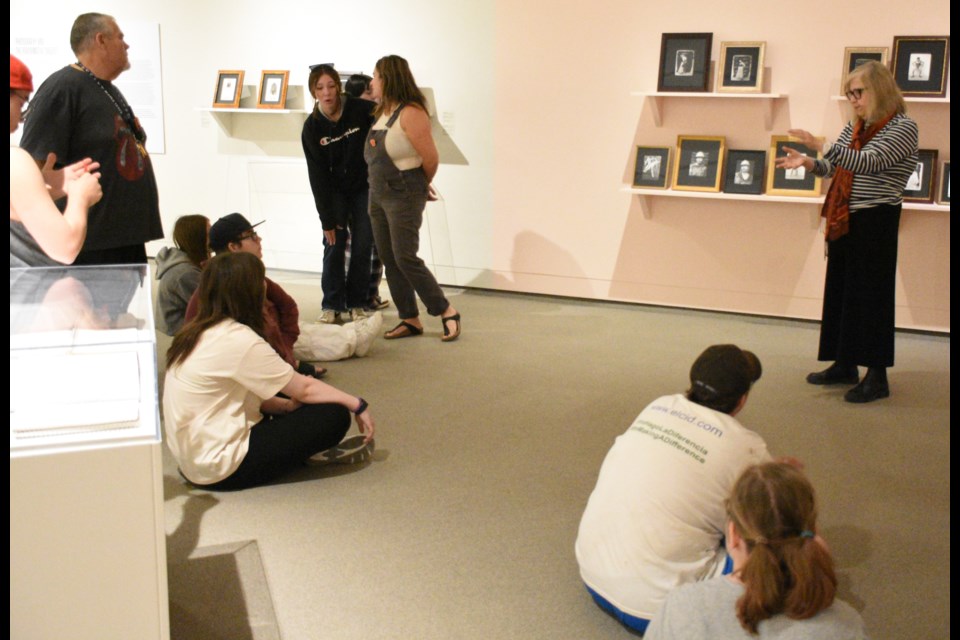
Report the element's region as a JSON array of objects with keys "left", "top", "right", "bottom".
[
  {"left": 632, "top": 146, "right": 672, "bottom": 189},
  {"left": 717, "top": 42, "right": 765, "bottom": 93},
  {"left": 766, "top": 135, "right": 823, "bottom": 197},
  {"left": 723, "top": 149, "right": 766, "bottom": 195},
  {"left": 903, "top": 149, "right": 938, "bottom": 203},
  {"left": 937, "top": 161, "right": 950, "bottom": 205},
  {"left": 657, "top": 33, "right": 713, "bottom": 93},
  {"left": 840, "top": 47, "right": 889, "bottom": 91},
  {"left": 892, "top": 36, "right": 950, "bottom": 97},
  {"left": 213, "top": 70, "right": 244, "bottom": 108},
  {"left": 673, "top": 135, "right": 725, "bottom": 192},
  {"left": 257, "top": 70, "right": 290, "bottom": 109}
]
